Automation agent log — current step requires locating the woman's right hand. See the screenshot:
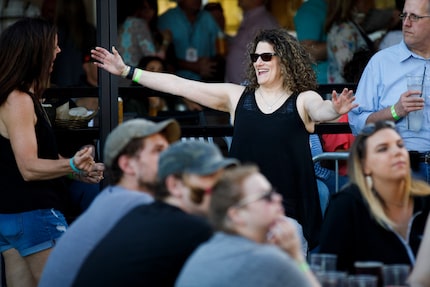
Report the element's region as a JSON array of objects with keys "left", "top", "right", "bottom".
[
  {"left": 91, "top": 46, "right": 127, "bottom": 77},
  {"left": 72, "top": 146, "right": 96, "bottom": 173}
]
